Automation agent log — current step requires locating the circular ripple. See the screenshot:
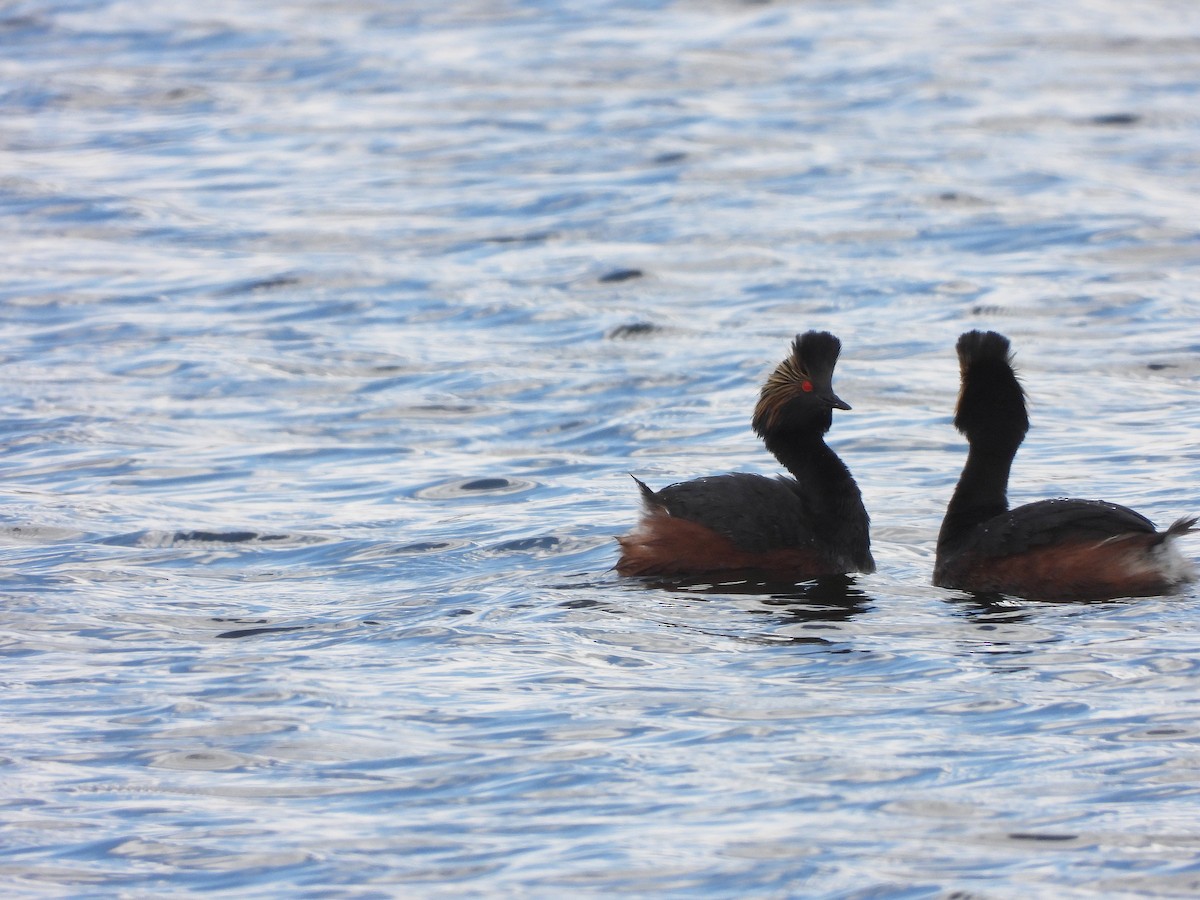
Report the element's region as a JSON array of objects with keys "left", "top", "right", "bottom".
[{"left": 414, "top": 477, "right": 537, "bottom": 500}]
